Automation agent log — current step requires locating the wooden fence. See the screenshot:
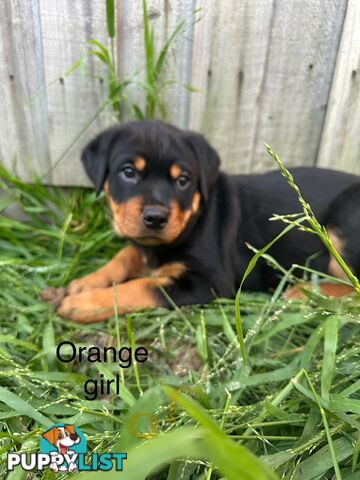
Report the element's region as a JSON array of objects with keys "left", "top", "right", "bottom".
[{"left": 0, "top": 0, "right": 359, "bottom": 186}]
